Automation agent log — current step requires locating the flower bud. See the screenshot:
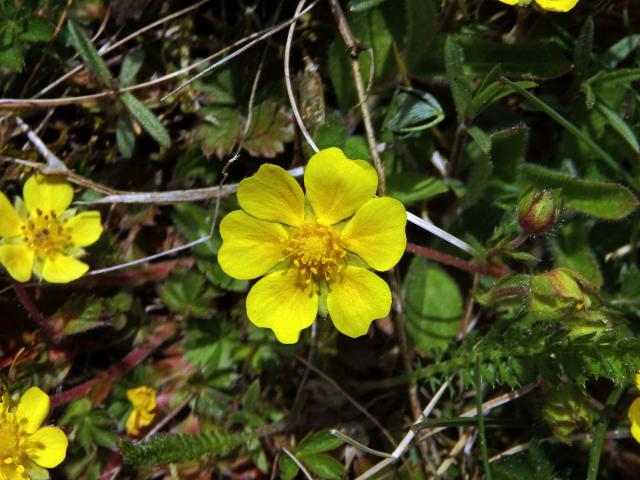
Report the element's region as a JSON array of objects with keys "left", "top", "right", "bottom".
[
  {"left": 542, "top": 384, "right": 593, "bottom": 445},
  {"left": 529, "top": 268, "right": 597, "bottom": 321},
  {"left": 517, "top": 187, "right": 560, "bottom": 234}
]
